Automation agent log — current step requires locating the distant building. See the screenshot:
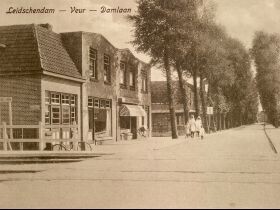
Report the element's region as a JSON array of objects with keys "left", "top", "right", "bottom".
[{"left": 151, "top": 81, "right": 195, "bottom": 137}]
